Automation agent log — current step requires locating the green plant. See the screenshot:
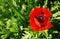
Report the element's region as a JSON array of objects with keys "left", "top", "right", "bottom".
[{"left": 0, "top": 0, "right": 60, "bottom": 39}]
